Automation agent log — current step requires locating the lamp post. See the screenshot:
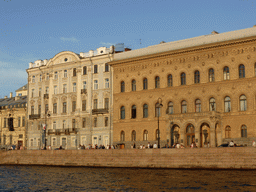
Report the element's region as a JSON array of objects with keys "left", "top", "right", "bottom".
[
  {"left": 157, "top": 97, "right": 163, "bottom": 148},
  {"left": 44, "top": 110, "right": 51, "bottom": 150}
]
